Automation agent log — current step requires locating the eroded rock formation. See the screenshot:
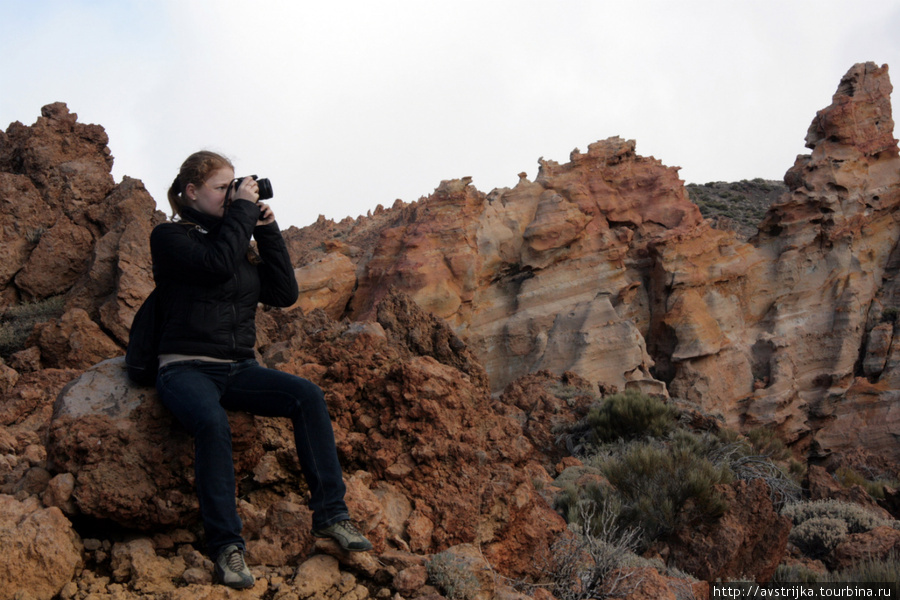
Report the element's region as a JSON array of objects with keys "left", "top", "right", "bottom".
[
  {"left": 286, "top": 62, "right": 900, "bottom": 468},
  {"left": 0, "top": 62, "right": 898, "bottom": 598}
]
